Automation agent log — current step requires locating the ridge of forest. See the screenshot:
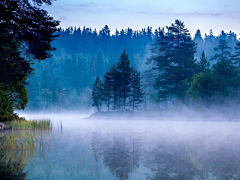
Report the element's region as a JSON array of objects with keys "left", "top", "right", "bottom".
[{"left": 26, "top": 23, "right": 240, "bottom": 111}]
